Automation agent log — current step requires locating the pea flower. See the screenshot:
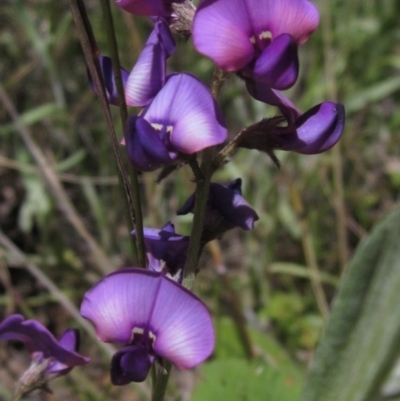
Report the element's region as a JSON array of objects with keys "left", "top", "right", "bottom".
[
  {"left": 116, "top": 0, "right": 184, "bottom": 18},
  {"left": 89, "top": 19, "right": 174, "bottom": 107},
  {"left": 243, "top": 82, "right": 345, "bottom": 155},
  {"left": 80, "top": 268, "right": 215, "bottom": 384},
  {"left": 132, "top": 222, "right": 189, "bottom": 277},
  {"left": 177, "top": 178, "right": 259, "bottom": 242},
  {"left": 125, "top": 73, "right": 227, "bottom": 171},
  {"left": 0, "top": 314, "right": 89, "bottom": 396},
  {"left": 192, "top": 0, "right": 319, "bottom": 90}
]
